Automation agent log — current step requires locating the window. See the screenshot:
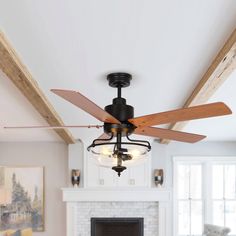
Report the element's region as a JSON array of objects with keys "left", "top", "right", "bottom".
[
  {"left": 174, "top": 157, "right": 236, "bottom": 236},
  {"left": 212, "top": 164, "right": 236, "bottom": 234},
  {"left": 175, "top": 164, "right": 203, "bottom": 236}
]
